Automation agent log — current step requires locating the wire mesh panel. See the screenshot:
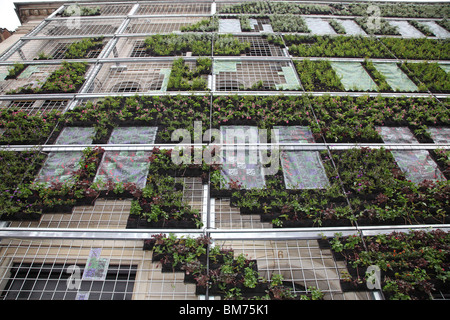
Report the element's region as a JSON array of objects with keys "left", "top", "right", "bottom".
[
  {"left": 124, "top": 17, "right": 207, "bottom": 34},
  {"left": 237, "top": 36, "right": 285, "bottom": 57},
  {"left": 213, "top": 198, "right": 273, "bottom": 229},
  {"left": 59, "top": 3, "right": 134, "bottom": 16},
  {"left": 110, "top": 38, "right": 150, "bottom": 58},
  {"left": 0, "top": 100, "right": 68, "bottom": 116},
  {"left": 0, "top": 238, "right": 148, "bottom": 300},
  {"left": 135, "top": 3, "right": 212, "bottom": 15},
  {"left": 210, "top": 239, "right": 373, "bottom": 300},
  {"left": 0, "top": 236, "right": 374, "bottom": 300},
  {"left": 6, "top": 38, "right": 109, "bottom": 62},
  {"left": 0, "top": 64, "right": 61, "bottom": 95},
  {"left": 9, "top": 199, "right": 132, "bottom": 229},
  {"left": 37, "top": 19, "right": 123, "bottom": 36},
  {"left": 88, "top": 62, "right": 173, "bottom": 93},
  {"left": 214, "top": 60, "right": 300, "bottom": 91}
]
